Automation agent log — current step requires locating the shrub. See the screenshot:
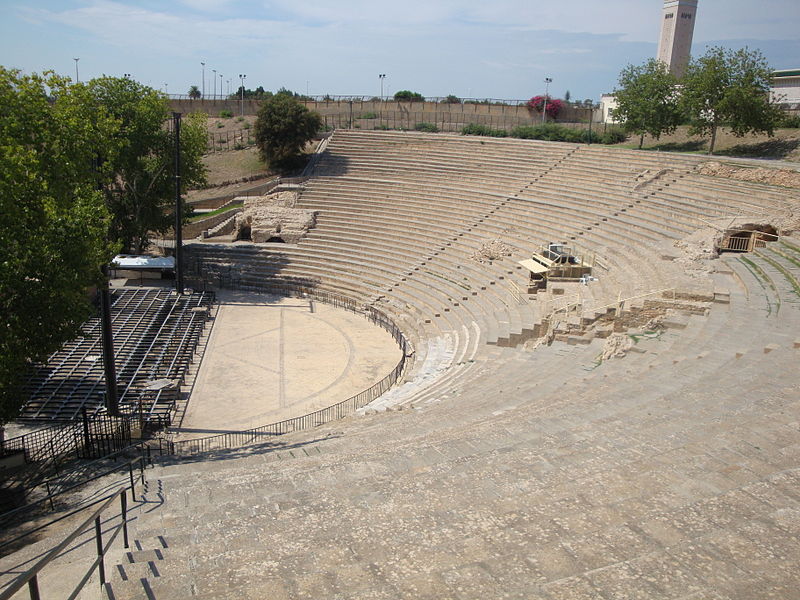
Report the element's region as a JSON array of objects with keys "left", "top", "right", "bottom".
[
  {"left": 243, "top": 122, "right": 251, "bottom": 130},
  {"left": 373, "top": 124, "right": 390, "bottom": 130},
  {"left": 216, "top": 121, "right": 224, "bottom": 128},
  {"left": 414, "top": 122, "right": 439, "bottom": 133},
  {"left": 361, "top": 112, "right": 378, "bottom": 119},
  {"left": 394, "top": 90, "right": 425, "bottom": 102},
  {"left": 219, "top": 110, "right": 233, "bottom": 118},
  {"left": 526, "top": 96, "right": 563, "bottom": 119},
  {"left": 461, "top": 123, "right": 508, "bottom": 137},
  {"left": 236, "top": 116, "right": 245, "bottom": 122},
  {"left": 600, "top": 127, "right": 628, "bottom": 144},
  {"left": 442, "top": 95, "right": 461, "bottom": 104},
  {"left": 511, "top": 124, "right": 572, "bottom": 141},
  {"left": 781, "top": 114, "right": 800, "bottom": 128}
]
